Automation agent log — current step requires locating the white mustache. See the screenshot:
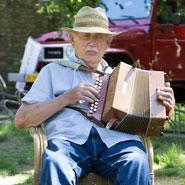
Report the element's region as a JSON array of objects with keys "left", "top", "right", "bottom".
[{"left": 85, "top": 46, "right": 99, "bottom": 53}]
